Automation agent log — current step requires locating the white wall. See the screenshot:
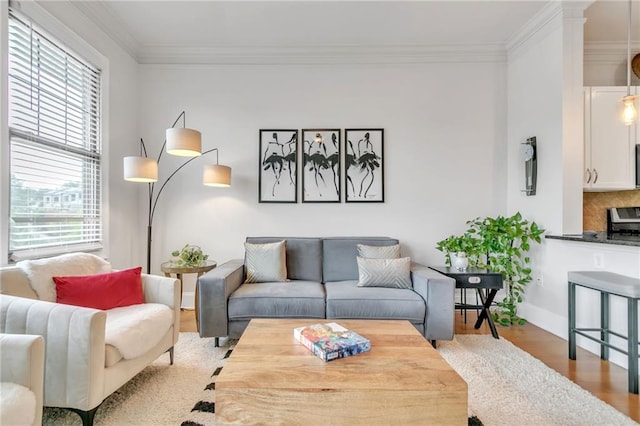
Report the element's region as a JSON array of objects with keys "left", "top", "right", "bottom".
[
  {"left": 507, "top": 4, "right": 585, "bottom": 236},
  {"left": 505, "top": 5, "right": 586, "bottom": 337},
  {"left": 507, "top": 26, "right": 564, "bottom": 234},
  {"left": 137, "top": 62, "right": 509, "bottom": 284},
  {"left": 21, "top": 1, "right": 141, "bottom": 269},
  {"left": 507, "top": 4, "right": 586, "bottom": 313}
]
